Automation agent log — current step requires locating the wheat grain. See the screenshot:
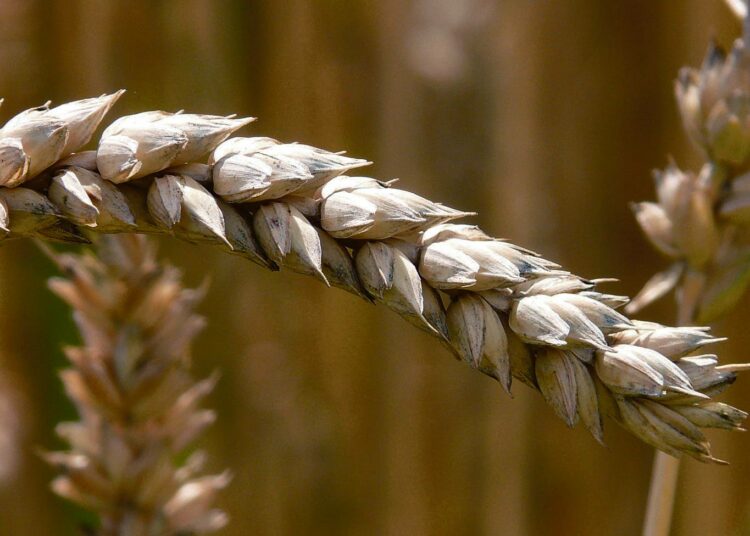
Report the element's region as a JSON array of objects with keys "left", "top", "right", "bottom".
[
  {"left": 0, "top": 91, "right": 745, "bottom": 463},
  {"left": 41, "top": 234, "right": 228, "bottom": 535}
]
